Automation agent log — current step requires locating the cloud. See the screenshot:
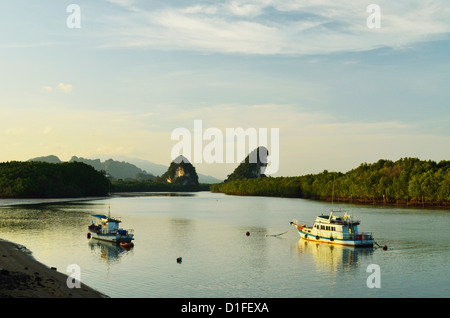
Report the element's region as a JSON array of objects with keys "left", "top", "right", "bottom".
[
  {"left": 43, "top": 126, "right": 53, "bottom": 134},
  {"left": 57, "top": 83, "right": 73, "bottom": 93},
  {"left": 180, "top": 5, "right": 217, "bottom": 15},
  {"left": 42, "top": 83, "right": 73, "bottom": 93},
  {"left": 97, "top": 0, "right": 450, "bottom": 55},
  {"left": 227, "top": 1, "right": 265, "bottom": 17},
  {"left": 106, "top": 0, "right": 135, "bottom": 7}
]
